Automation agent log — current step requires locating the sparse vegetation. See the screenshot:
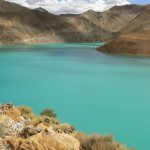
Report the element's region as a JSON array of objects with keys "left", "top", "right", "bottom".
[
  {"left": 18, "top": 105, "right": 35, "bottom": 120},
  {"left": 0, "top": 103, "right": 134, "bottom": 150},
  {"left": 40, "top": 108, "right": 57, "bottom": 118},
  {"left": 75, "top": 132, "right": 132, "bottom": 150}
]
